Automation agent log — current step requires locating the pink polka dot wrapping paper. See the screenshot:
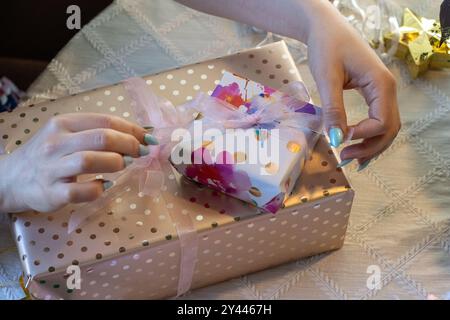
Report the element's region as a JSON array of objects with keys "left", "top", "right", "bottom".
[{"left": 1, "top": 41, "right": 354, "bottom": 299}]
